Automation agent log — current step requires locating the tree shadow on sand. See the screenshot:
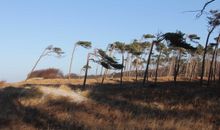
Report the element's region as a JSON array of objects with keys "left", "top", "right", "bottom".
[{"left": 0, "top": 86, "right": 85, "bottom": 130}]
